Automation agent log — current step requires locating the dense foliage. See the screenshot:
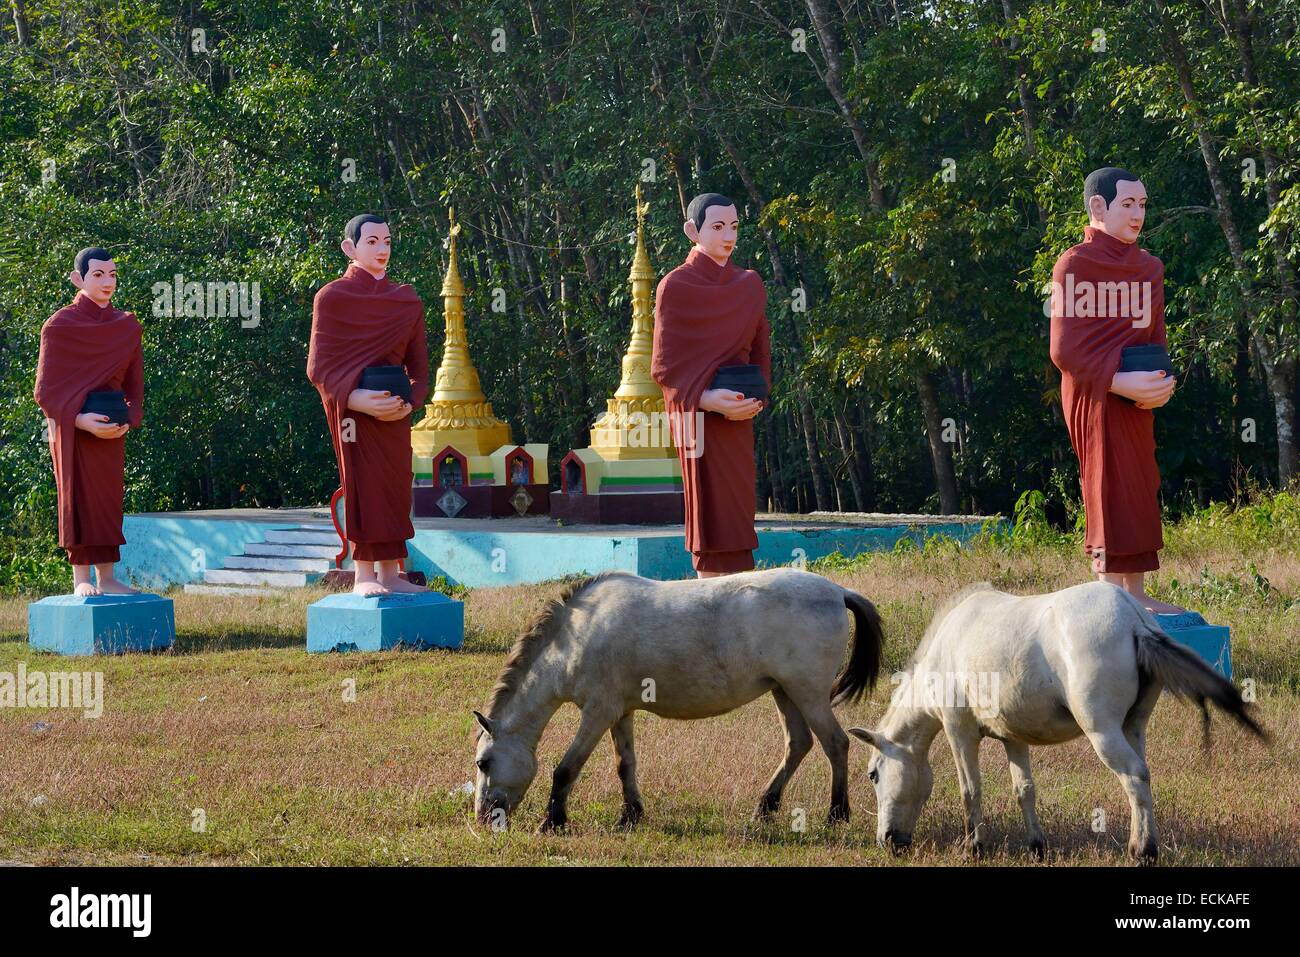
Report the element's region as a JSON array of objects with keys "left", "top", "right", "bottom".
[{"left": 2, "top": 1, "right": 1297, "bottom": 579}]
